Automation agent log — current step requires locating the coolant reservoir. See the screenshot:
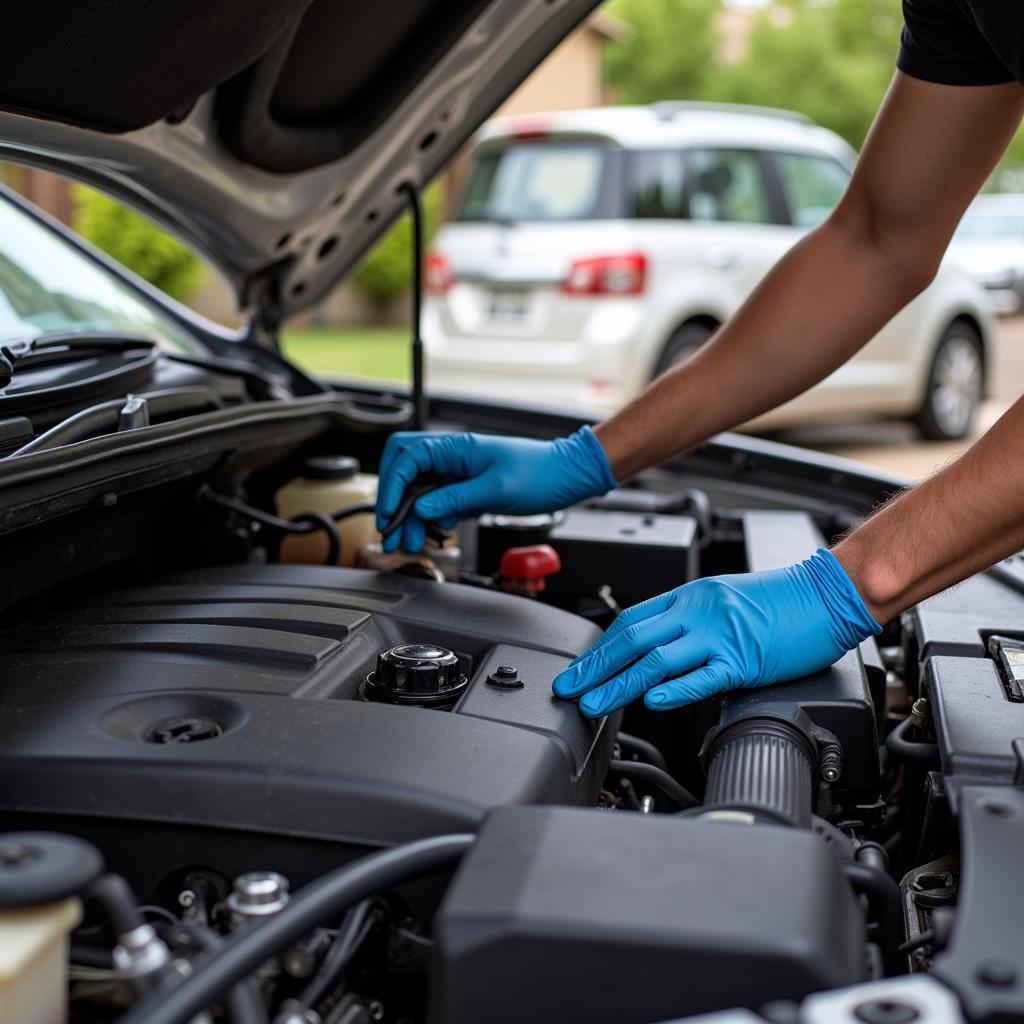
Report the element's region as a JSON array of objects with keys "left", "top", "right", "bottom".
[
  {"left": 0, "top": 898, "right": 80, "bottom": 1024},
  {"left": 276, "top": 455, "right": 378, "bottom": 567}
]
